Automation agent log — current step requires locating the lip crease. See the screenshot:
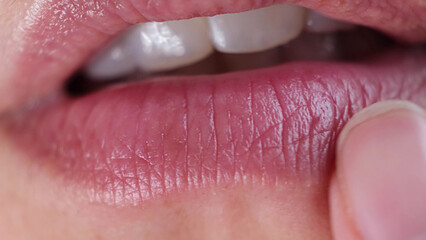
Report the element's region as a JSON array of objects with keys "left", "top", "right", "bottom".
[
  {"left": 1, "top": 0, "right": 425, "bottom": 112},
  {"left": 2, "top": 49, "right": 425, "bottom": 206}
]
